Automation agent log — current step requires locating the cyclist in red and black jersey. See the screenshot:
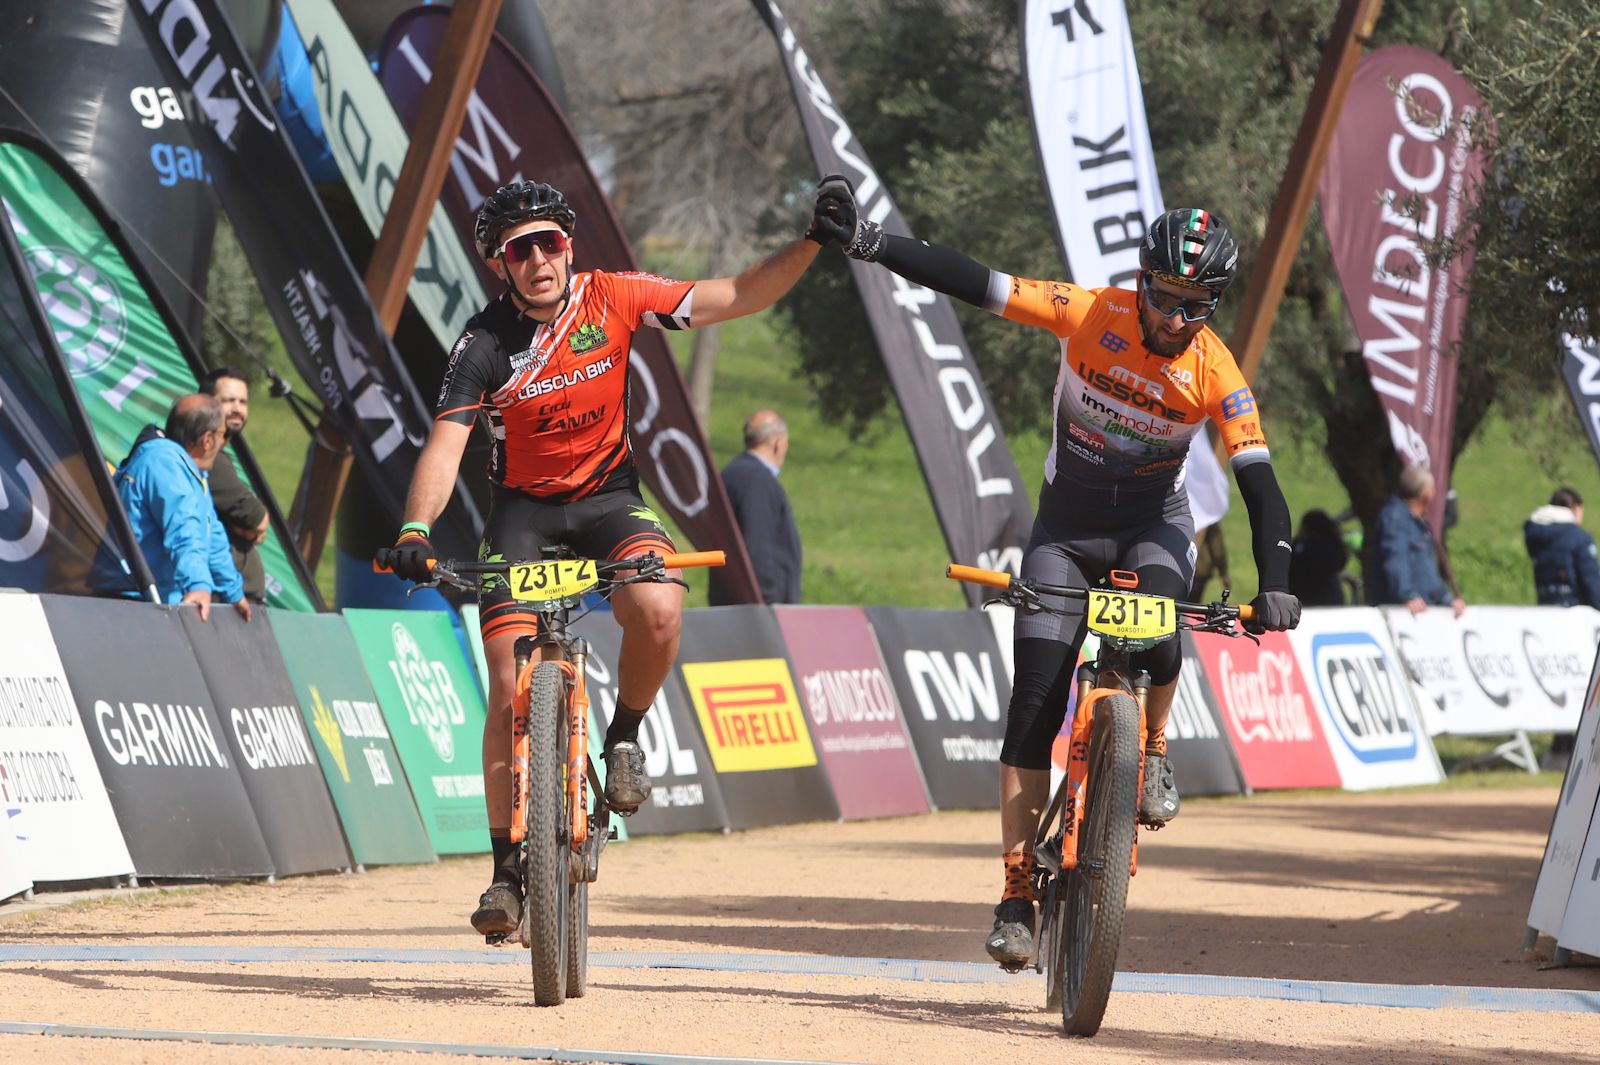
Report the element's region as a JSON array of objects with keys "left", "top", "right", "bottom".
[{"left": 378, "top": 178, "right": 850, "bottom": 937}]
